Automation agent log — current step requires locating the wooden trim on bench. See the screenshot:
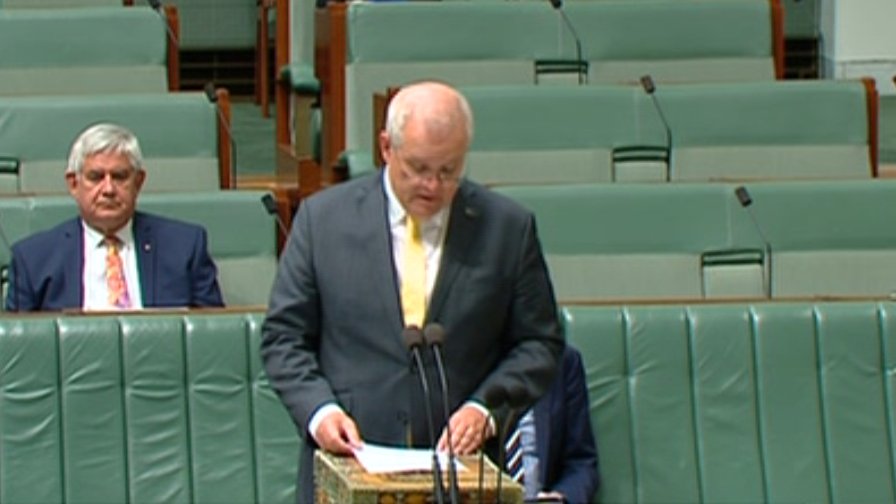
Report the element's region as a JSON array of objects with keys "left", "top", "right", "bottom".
[
  {"left": 769, "top": 0, "right": 785, "bottom": 79},
  {"left": 863, "top": 77, "right": 880, "bottom": 177},
  {"left": 215, "top": 88, "right": 234, "bottom": 189},
  {"left": 315, "top": 2, "right": 347, "bottom": 181},
  {"left": 164, "top": 4, "right": 180, "bottom": 91}
]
